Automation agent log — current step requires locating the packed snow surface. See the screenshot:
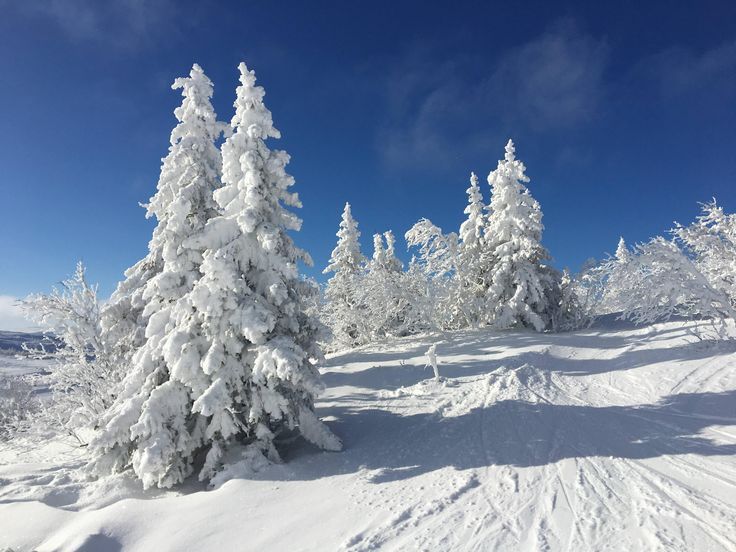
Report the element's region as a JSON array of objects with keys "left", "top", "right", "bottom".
[{"left": 1, "top": 319, "right": 736, "bottom": 551}]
